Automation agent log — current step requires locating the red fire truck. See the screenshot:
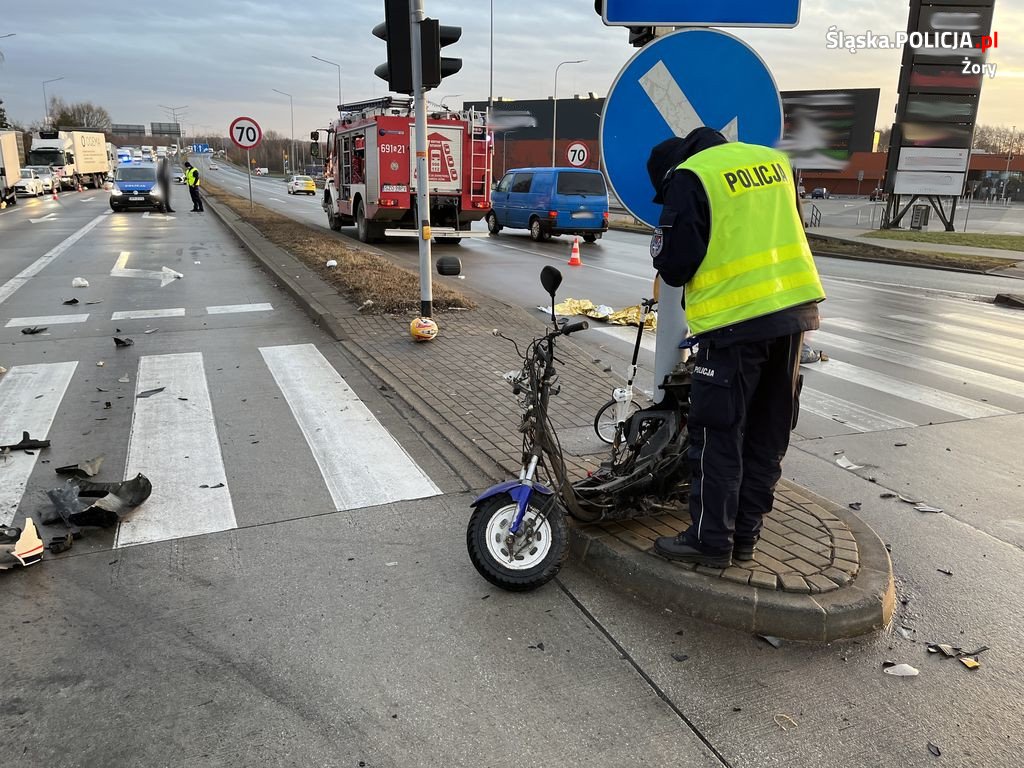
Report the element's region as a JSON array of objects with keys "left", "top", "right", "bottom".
[{"left": 320, "top": 97, "right": 492, "bottom": 243}]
